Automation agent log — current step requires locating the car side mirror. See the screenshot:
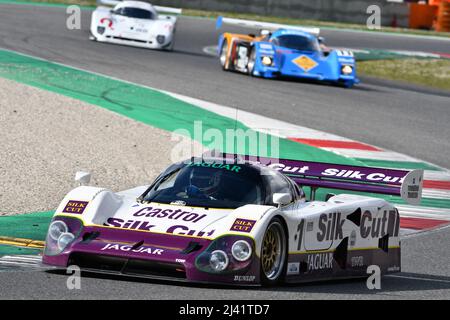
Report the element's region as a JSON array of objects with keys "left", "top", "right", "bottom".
[
  {"left": 273, "top": 193, "right": 292, "bottom": 207},
  {"left": 318, "top": 36, "right": 325, "bottom": 44},
  {"left": 325, "top": 193, "right": 336, "bottom": 201},
  {"left": 75, "top": 171, "right": 91, "bottom": 186},
  {"left": 260, "top": 29, "right": 270, "bottom": 36}
]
